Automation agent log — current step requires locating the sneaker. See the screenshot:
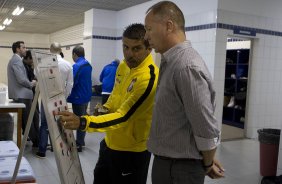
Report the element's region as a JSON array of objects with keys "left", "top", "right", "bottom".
[
  {"left": 32, "top": 143, "right": 39, "bottom": 148},
  {"left": 76, "top": 141, "right": 85, "bottom": 147},
  {"left": 77, "top": 145, "right": 82, "bottom": 152},
  {"left": 35, "top": 152, "right": 46, "bottom": 159},
  {"left": 227, "top": 96, "right": 235, "bottom": 107}
]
